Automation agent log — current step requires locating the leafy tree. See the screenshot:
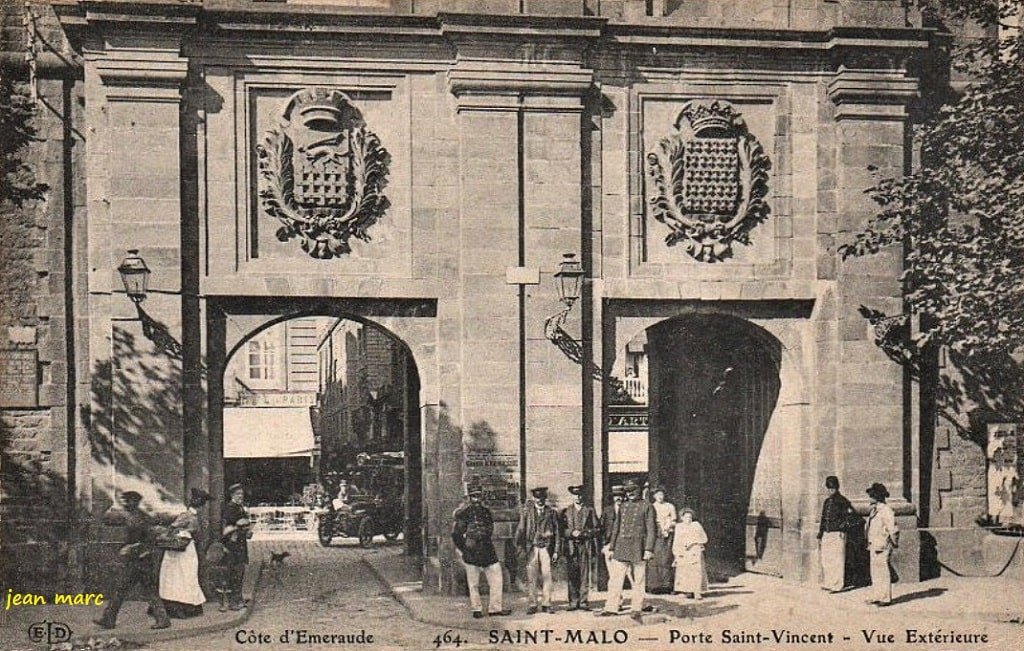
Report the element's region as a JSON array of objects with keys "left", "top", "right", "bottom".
[
  {"left": 839, "top": 0, "right": 1024, "bottom": 362},
  {"left": 0, "top": 68, "right": 47, "bottom": 207}
]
